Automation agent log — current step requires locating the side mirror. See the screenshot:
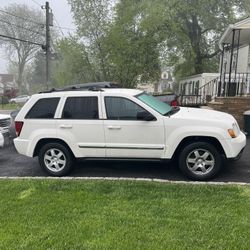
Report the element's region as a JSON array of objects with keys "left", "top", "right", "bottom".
[{"left": 137, "top": 111, "right": 155, "bottom": 121}]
